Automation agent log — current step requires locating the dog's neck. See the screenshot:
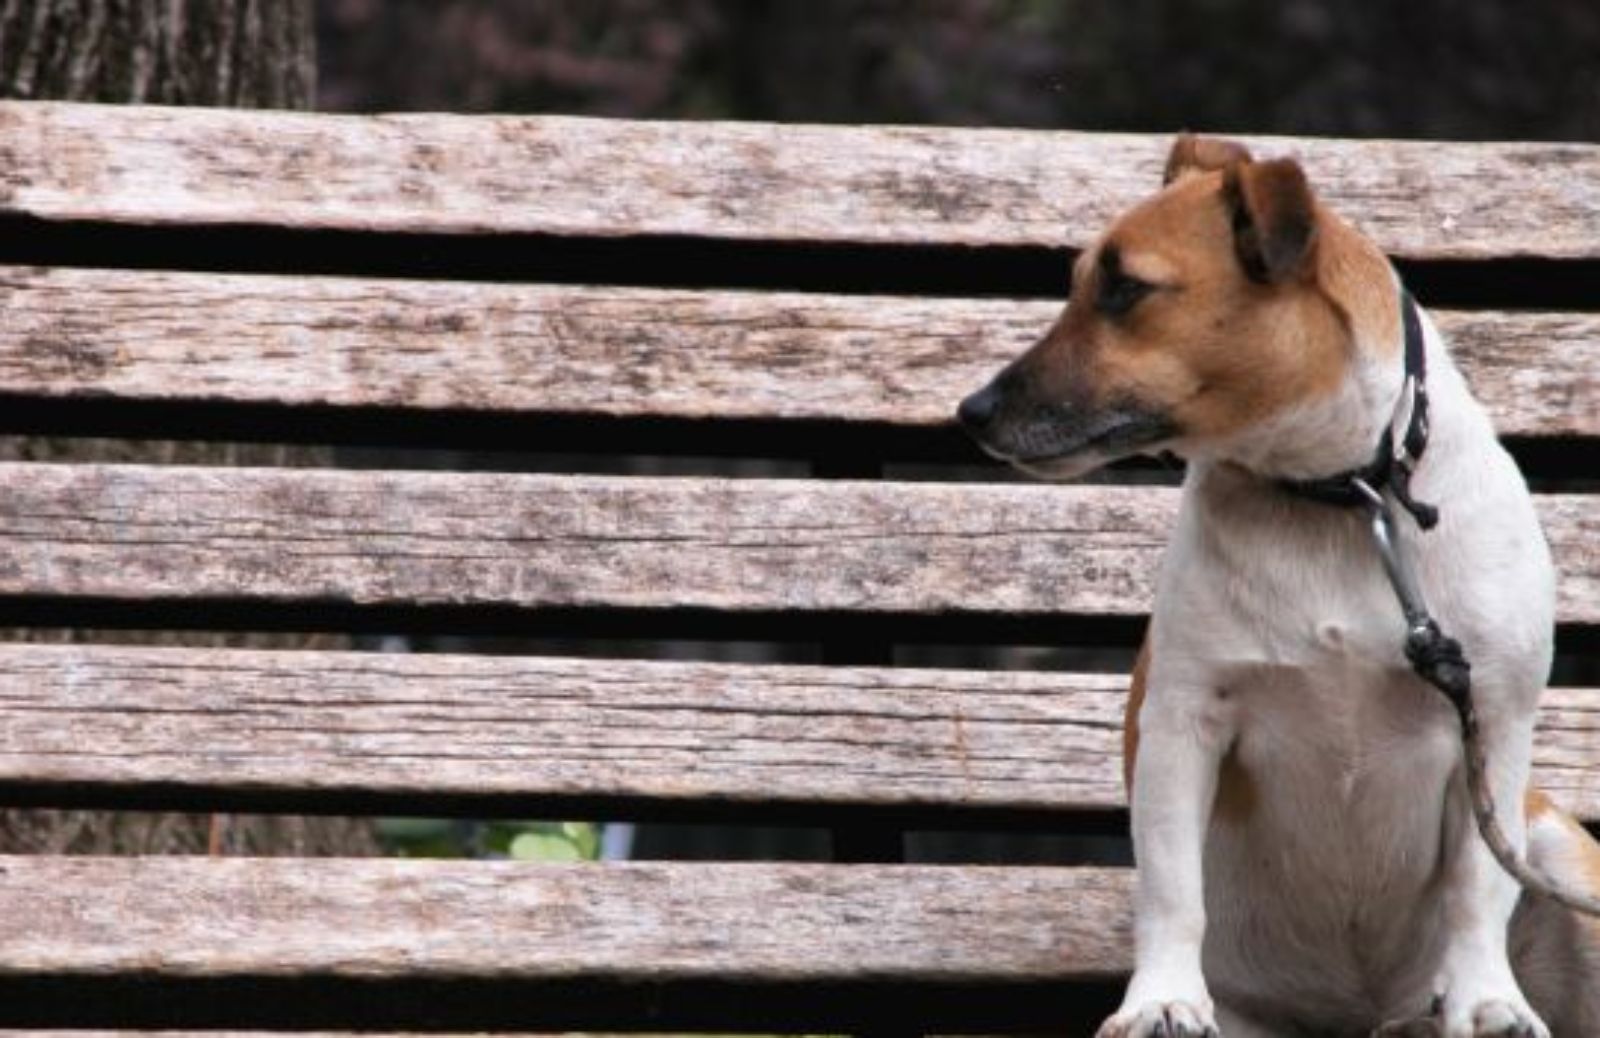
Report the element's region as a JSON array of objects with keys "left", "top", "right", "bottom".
[
  {"left": 1274, "top": 289, "right": 1440, "bottom": 528},
  {"left": 1189, "top": 287, "right": 1495, "bottom": 513}
]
